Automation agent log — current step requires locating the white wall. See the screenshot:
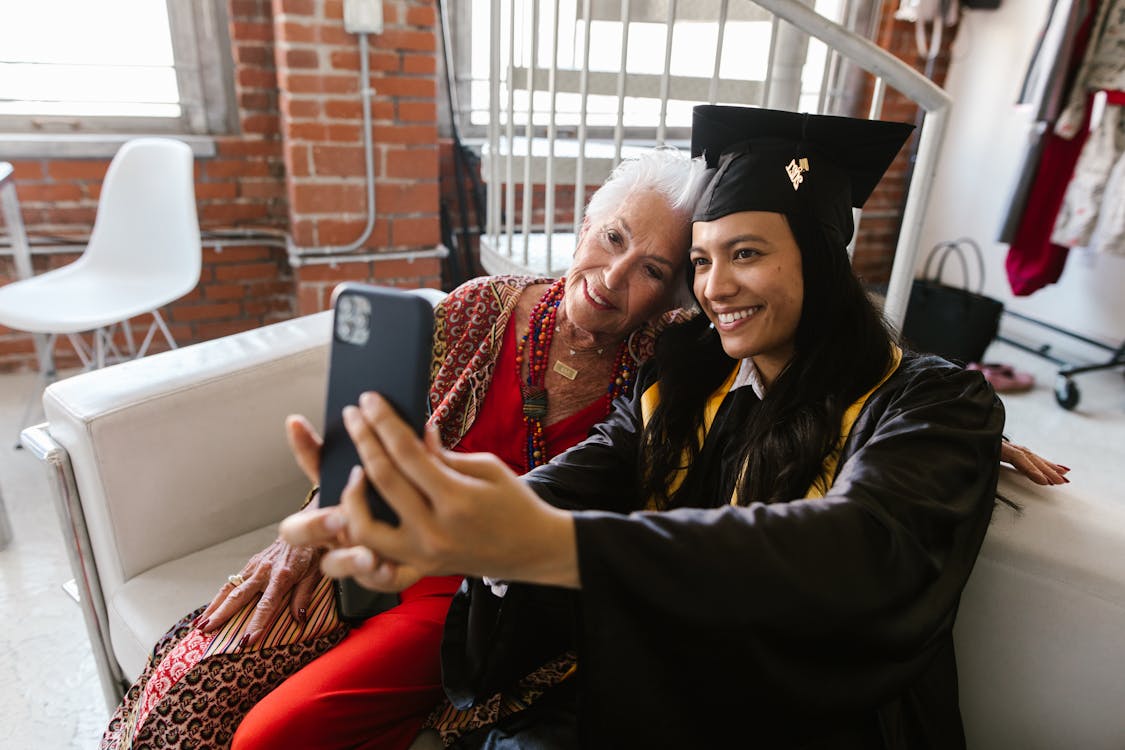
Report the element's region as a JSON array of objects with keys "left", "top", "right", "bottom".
[{"left": 917, "top": 2, "right": 1125, "bottom": 350}]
